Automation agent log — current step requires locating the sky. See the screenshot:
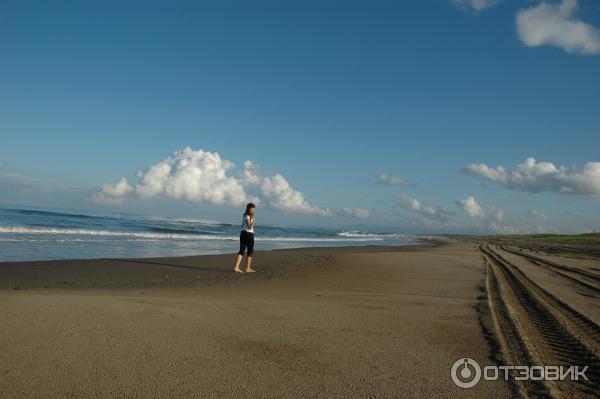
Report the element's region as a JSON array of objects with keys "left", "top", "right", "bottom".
[{"left": 1, "top": 0, "right": 599, "bottom": 234}]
